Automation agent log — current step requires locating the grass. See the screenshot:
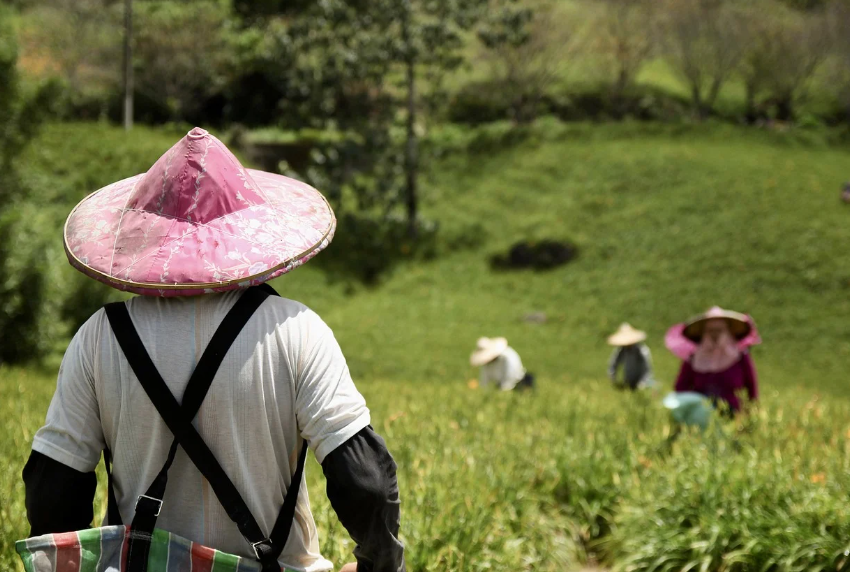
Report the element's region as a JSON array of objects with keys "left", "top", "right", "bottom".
[{"left": 3, "top": 119, "right": 850, "bottom": 570}]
